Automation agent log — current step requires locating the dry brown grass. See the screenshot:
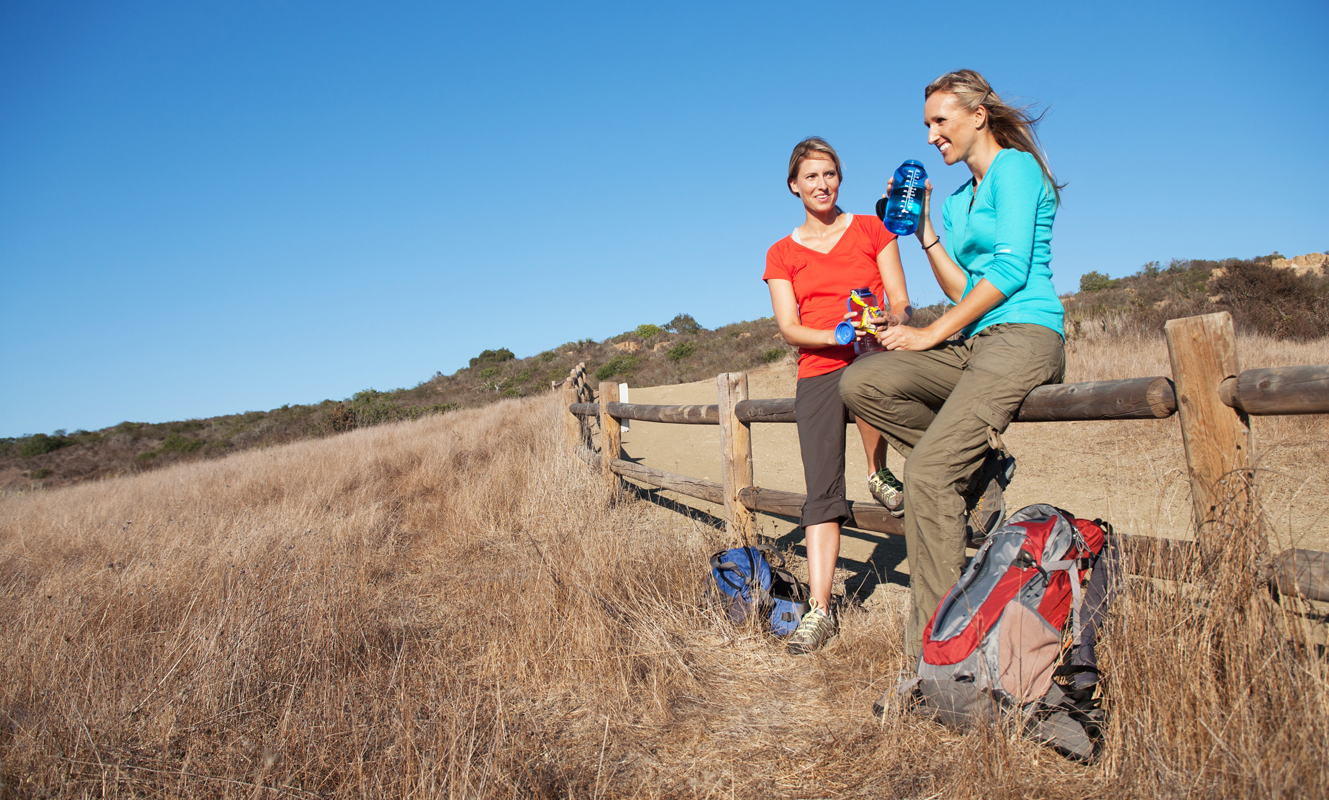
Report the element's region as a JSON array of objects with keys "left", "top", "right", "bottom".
[{"left": 2, "top": 333, "right": 1328, "bottom": 798}]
